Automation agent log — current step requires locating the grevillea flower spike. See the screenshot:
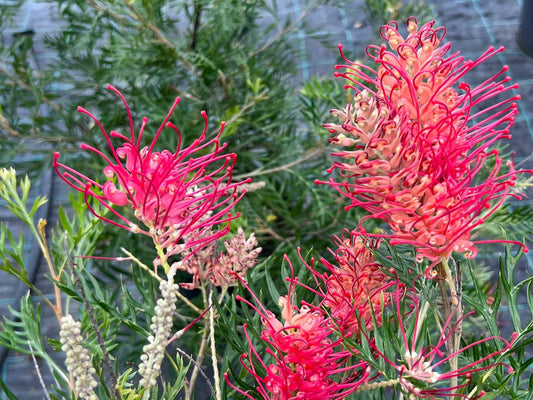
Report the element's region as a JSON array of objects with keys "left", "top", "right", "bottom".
[
  {"left": 322, "top": 233, "right": 393, "bottom": 337},
  {"left": 299, "top": 231, "right": 393, "bottom": 338},
  {"left": 54, "top": 85, "right": 250, "bottom": 263},
  {"left": 317, "top": 18, "right": 529, "bottom": 265},
  {"left": 225, "top": 256, "right": 370, "bottom": 399}
]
